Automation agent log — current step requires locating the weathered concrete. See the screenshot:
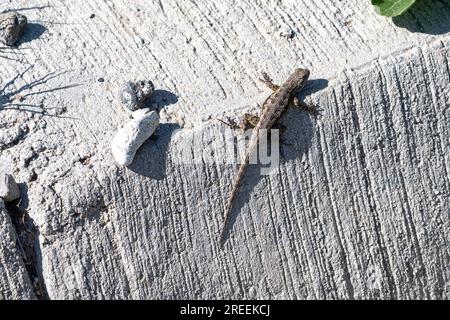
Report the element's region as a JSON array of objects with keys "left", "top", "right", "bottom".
[
  {"left": 0, "top": 200, "right": 36, "bottom": 300},
  {"left": 0, "top": 0, "right": 449, "bottom": 299}
]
